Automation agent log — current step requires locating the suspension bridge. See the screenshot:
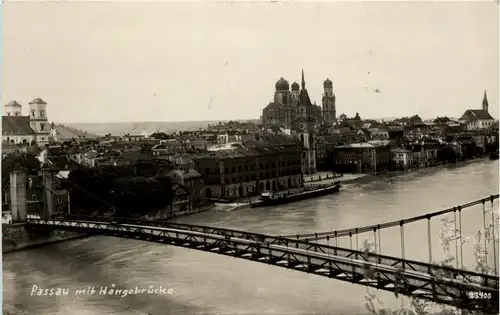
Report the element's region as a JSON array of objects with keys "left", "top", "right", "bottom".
[{"left": 4, "top": 170, "right": 500, "bottom": 313}]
